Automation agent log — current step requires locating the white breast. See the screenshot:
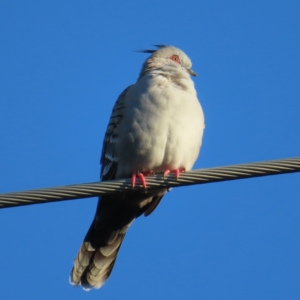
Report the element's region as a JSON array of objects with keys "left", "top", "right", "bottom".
[{"left": 115, "top": 72, "right": 205, "bottom": 178}]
